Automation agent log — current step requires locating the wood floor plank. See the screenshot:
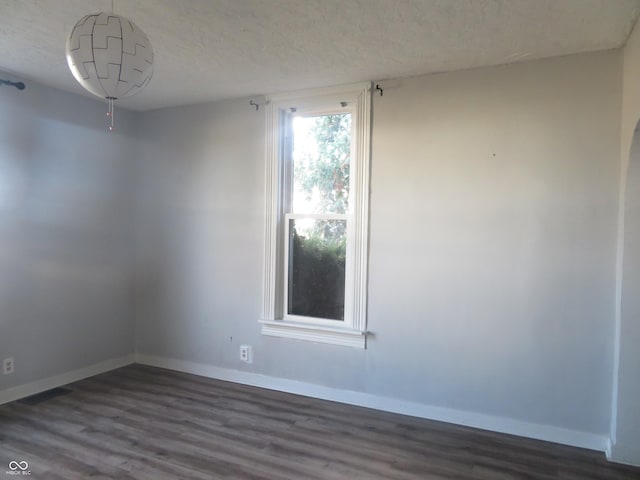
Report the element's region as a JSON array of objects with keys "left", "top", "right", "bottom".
[{"left": 1, "top": 364, "right": 639, "bottom": 480}]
